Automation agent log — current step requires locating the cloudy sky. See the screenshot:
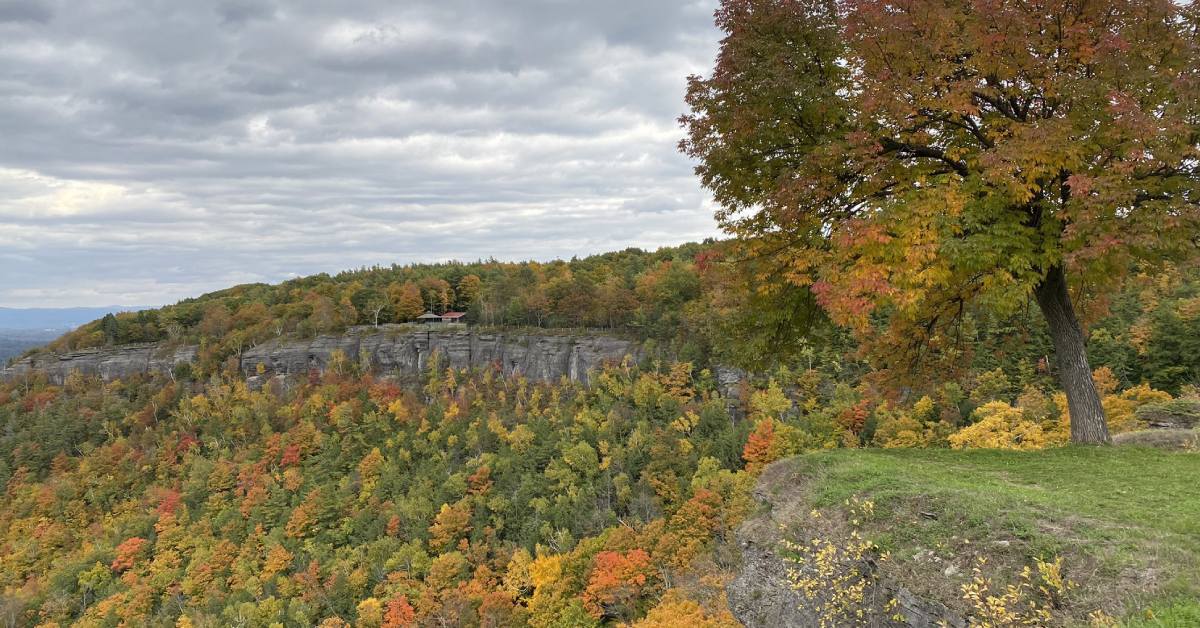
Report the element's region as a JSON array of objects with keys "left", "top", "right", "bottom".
[{"left": 0, "top": 0, "right": 724, "bottom": 308}]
